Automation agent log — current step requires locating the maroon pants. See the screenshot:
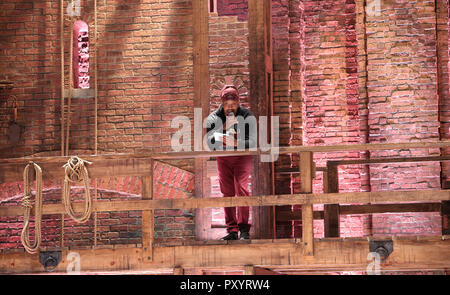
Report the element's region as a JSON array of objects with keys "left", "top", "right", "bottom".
[{"left": 216, "top": 155, "right": 252, "bottom": 233}]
